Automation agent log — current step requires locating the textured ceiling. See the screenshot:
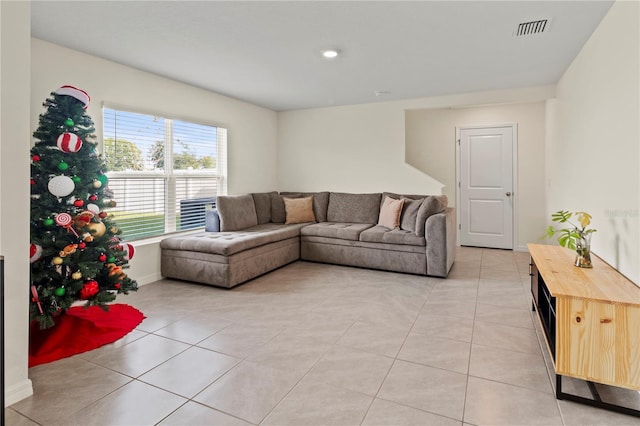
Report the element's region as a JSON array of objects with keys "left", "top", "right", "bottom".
[{"left": 31, "top": 1, "right": 614, "bottom": 111}]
